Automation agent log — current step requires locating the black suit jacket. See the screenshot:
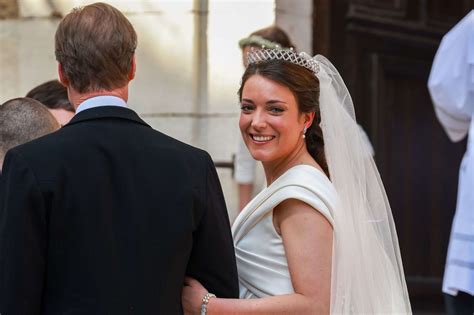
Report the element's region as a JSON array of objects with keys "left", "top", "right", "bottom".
[{"left": 0, "top": 106, "right": 239, "bottom": 314}]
